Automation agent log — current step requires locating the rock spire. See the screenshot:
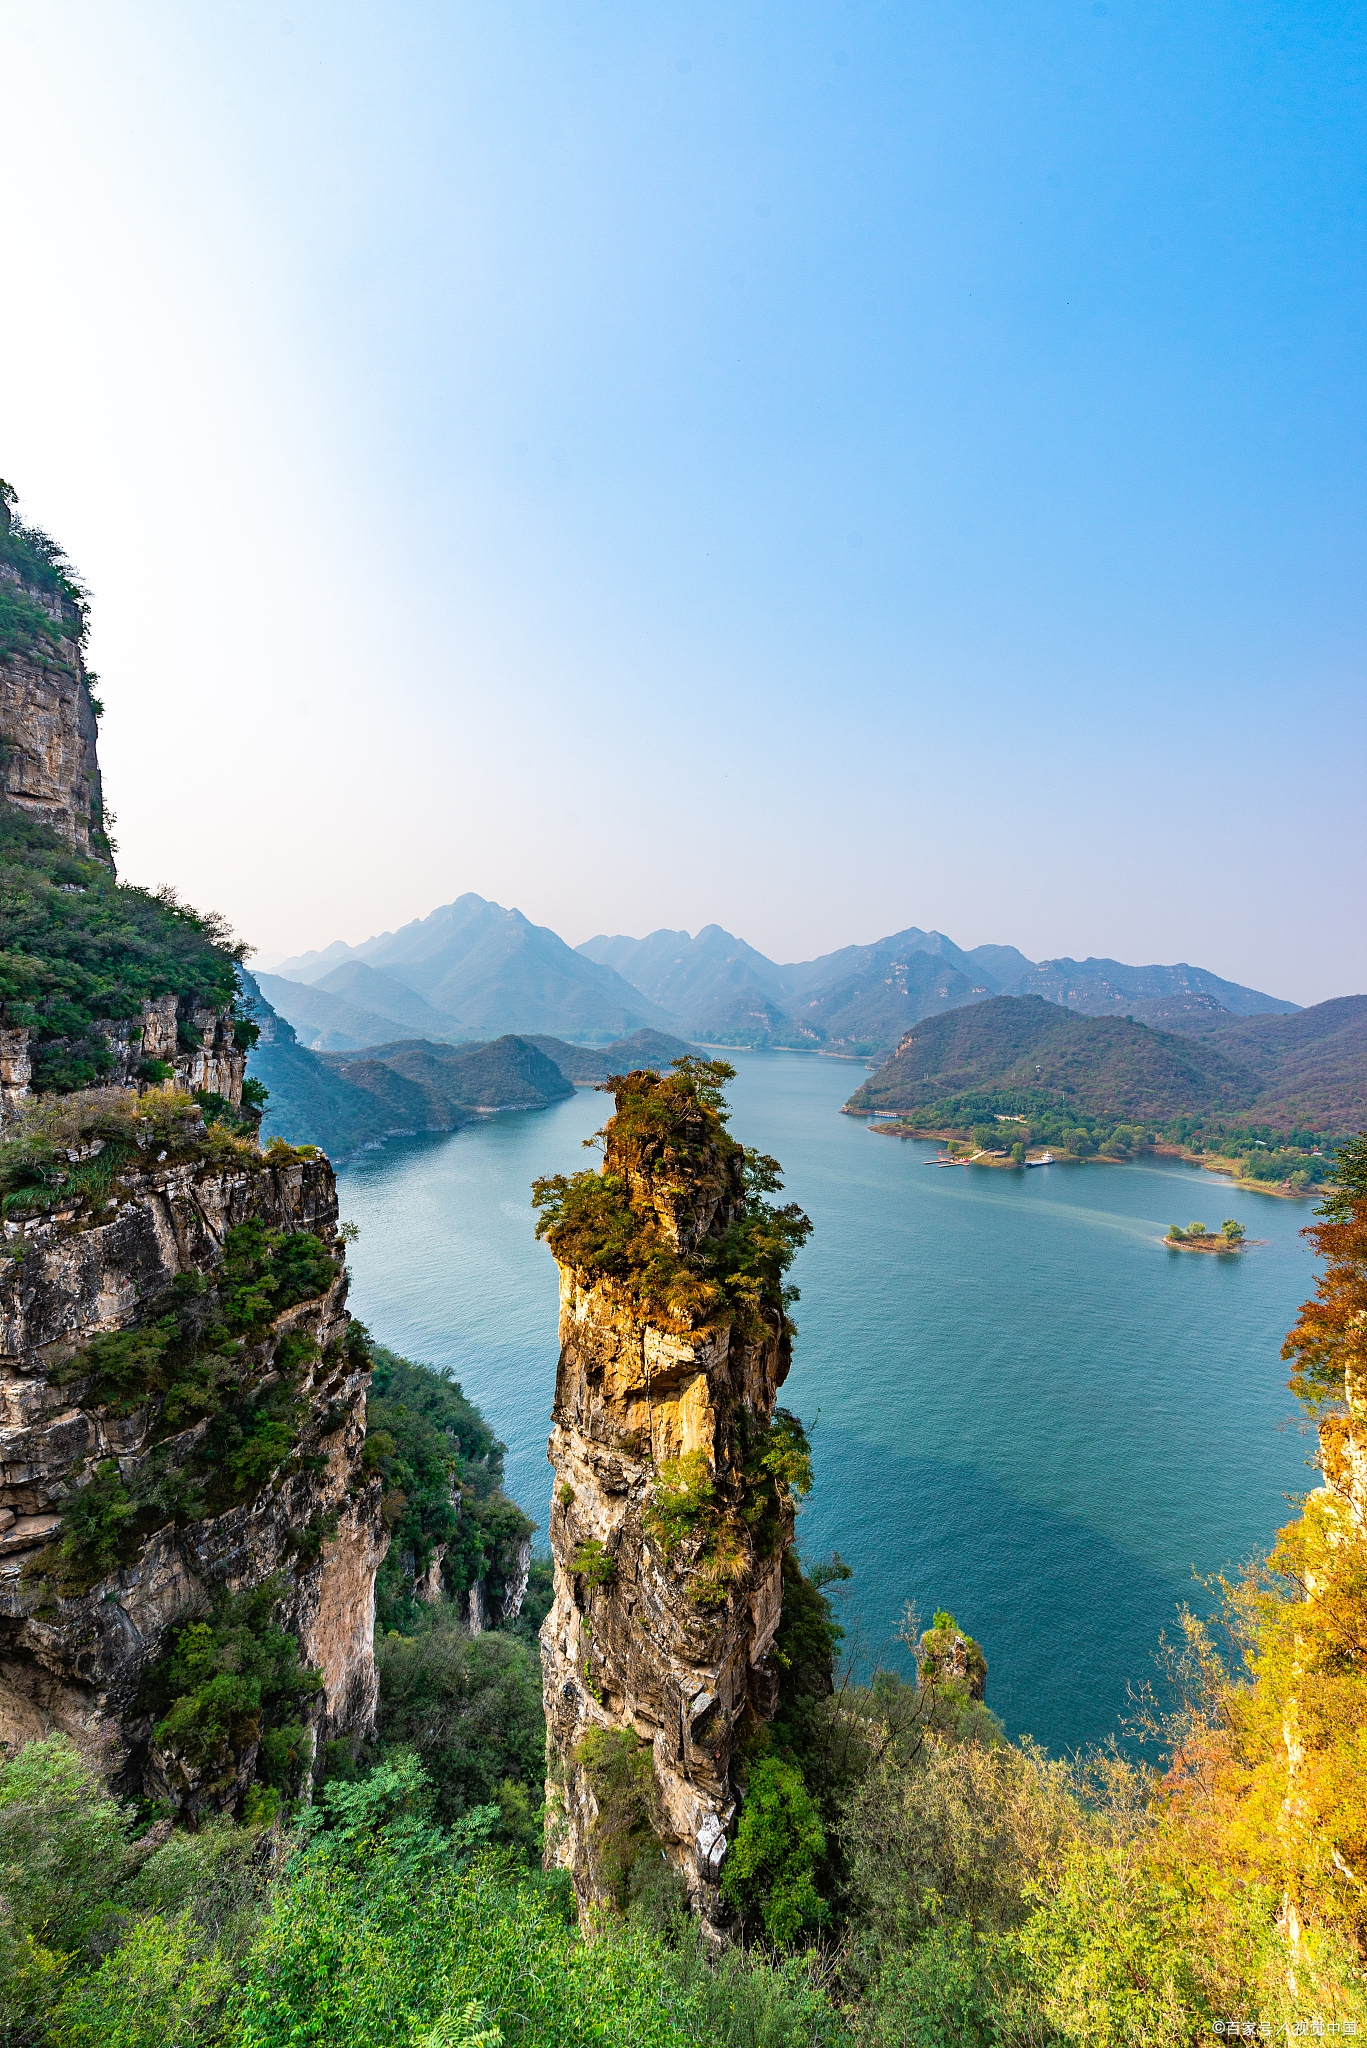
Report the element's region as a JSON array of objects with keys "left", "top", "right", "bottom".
[{"left": 535, "top": 1061, "right": 811, "bottom": 1932}]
